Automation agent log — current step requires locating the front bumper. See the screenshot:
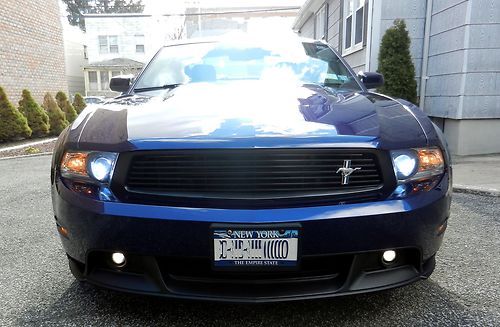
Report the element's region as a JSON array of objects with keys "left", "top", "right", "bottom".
[{"left": 53, "top": 173, "right": 451, "bottom": 302}]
